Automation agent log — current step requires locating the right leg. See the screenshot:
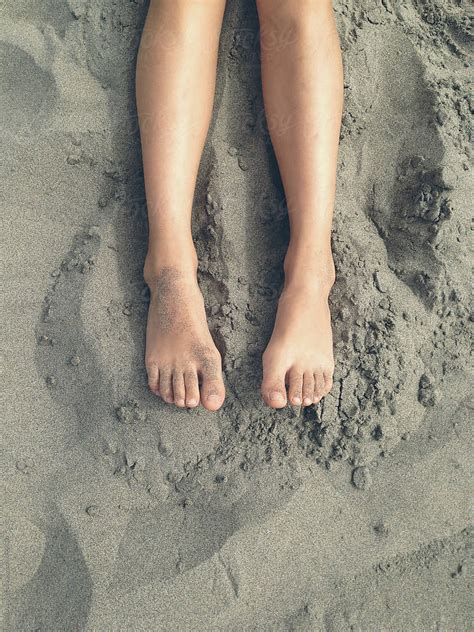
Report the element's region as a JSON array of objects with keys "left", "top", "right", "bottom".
[{"left": 136, "top": 0, "right": 226, "bottom": 410}]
